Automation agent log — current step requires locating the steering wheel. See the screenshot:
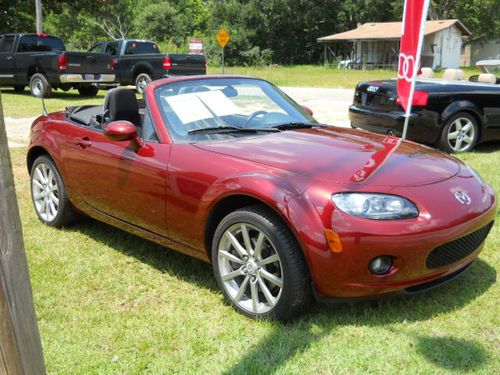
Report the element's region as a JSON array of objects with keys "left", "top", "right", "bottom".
[{"left": 245, "top": 110, "right": 268, "bottom": 126}]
